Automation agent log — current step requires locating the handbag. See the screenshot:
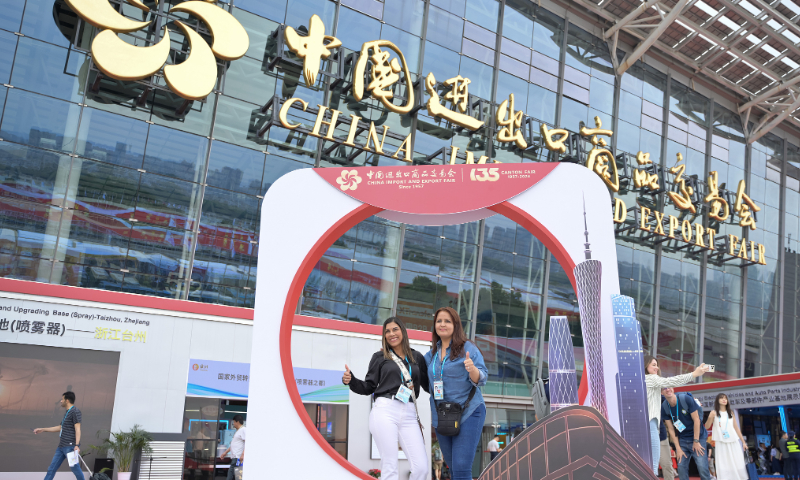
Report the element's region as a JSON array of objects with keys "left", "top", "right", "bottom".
[
  {"left": 435, "top": 386, "right": 476, "bottom": 437},
  {"left": 745, "top": 450, "right": 758, "bottom": 480}
]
